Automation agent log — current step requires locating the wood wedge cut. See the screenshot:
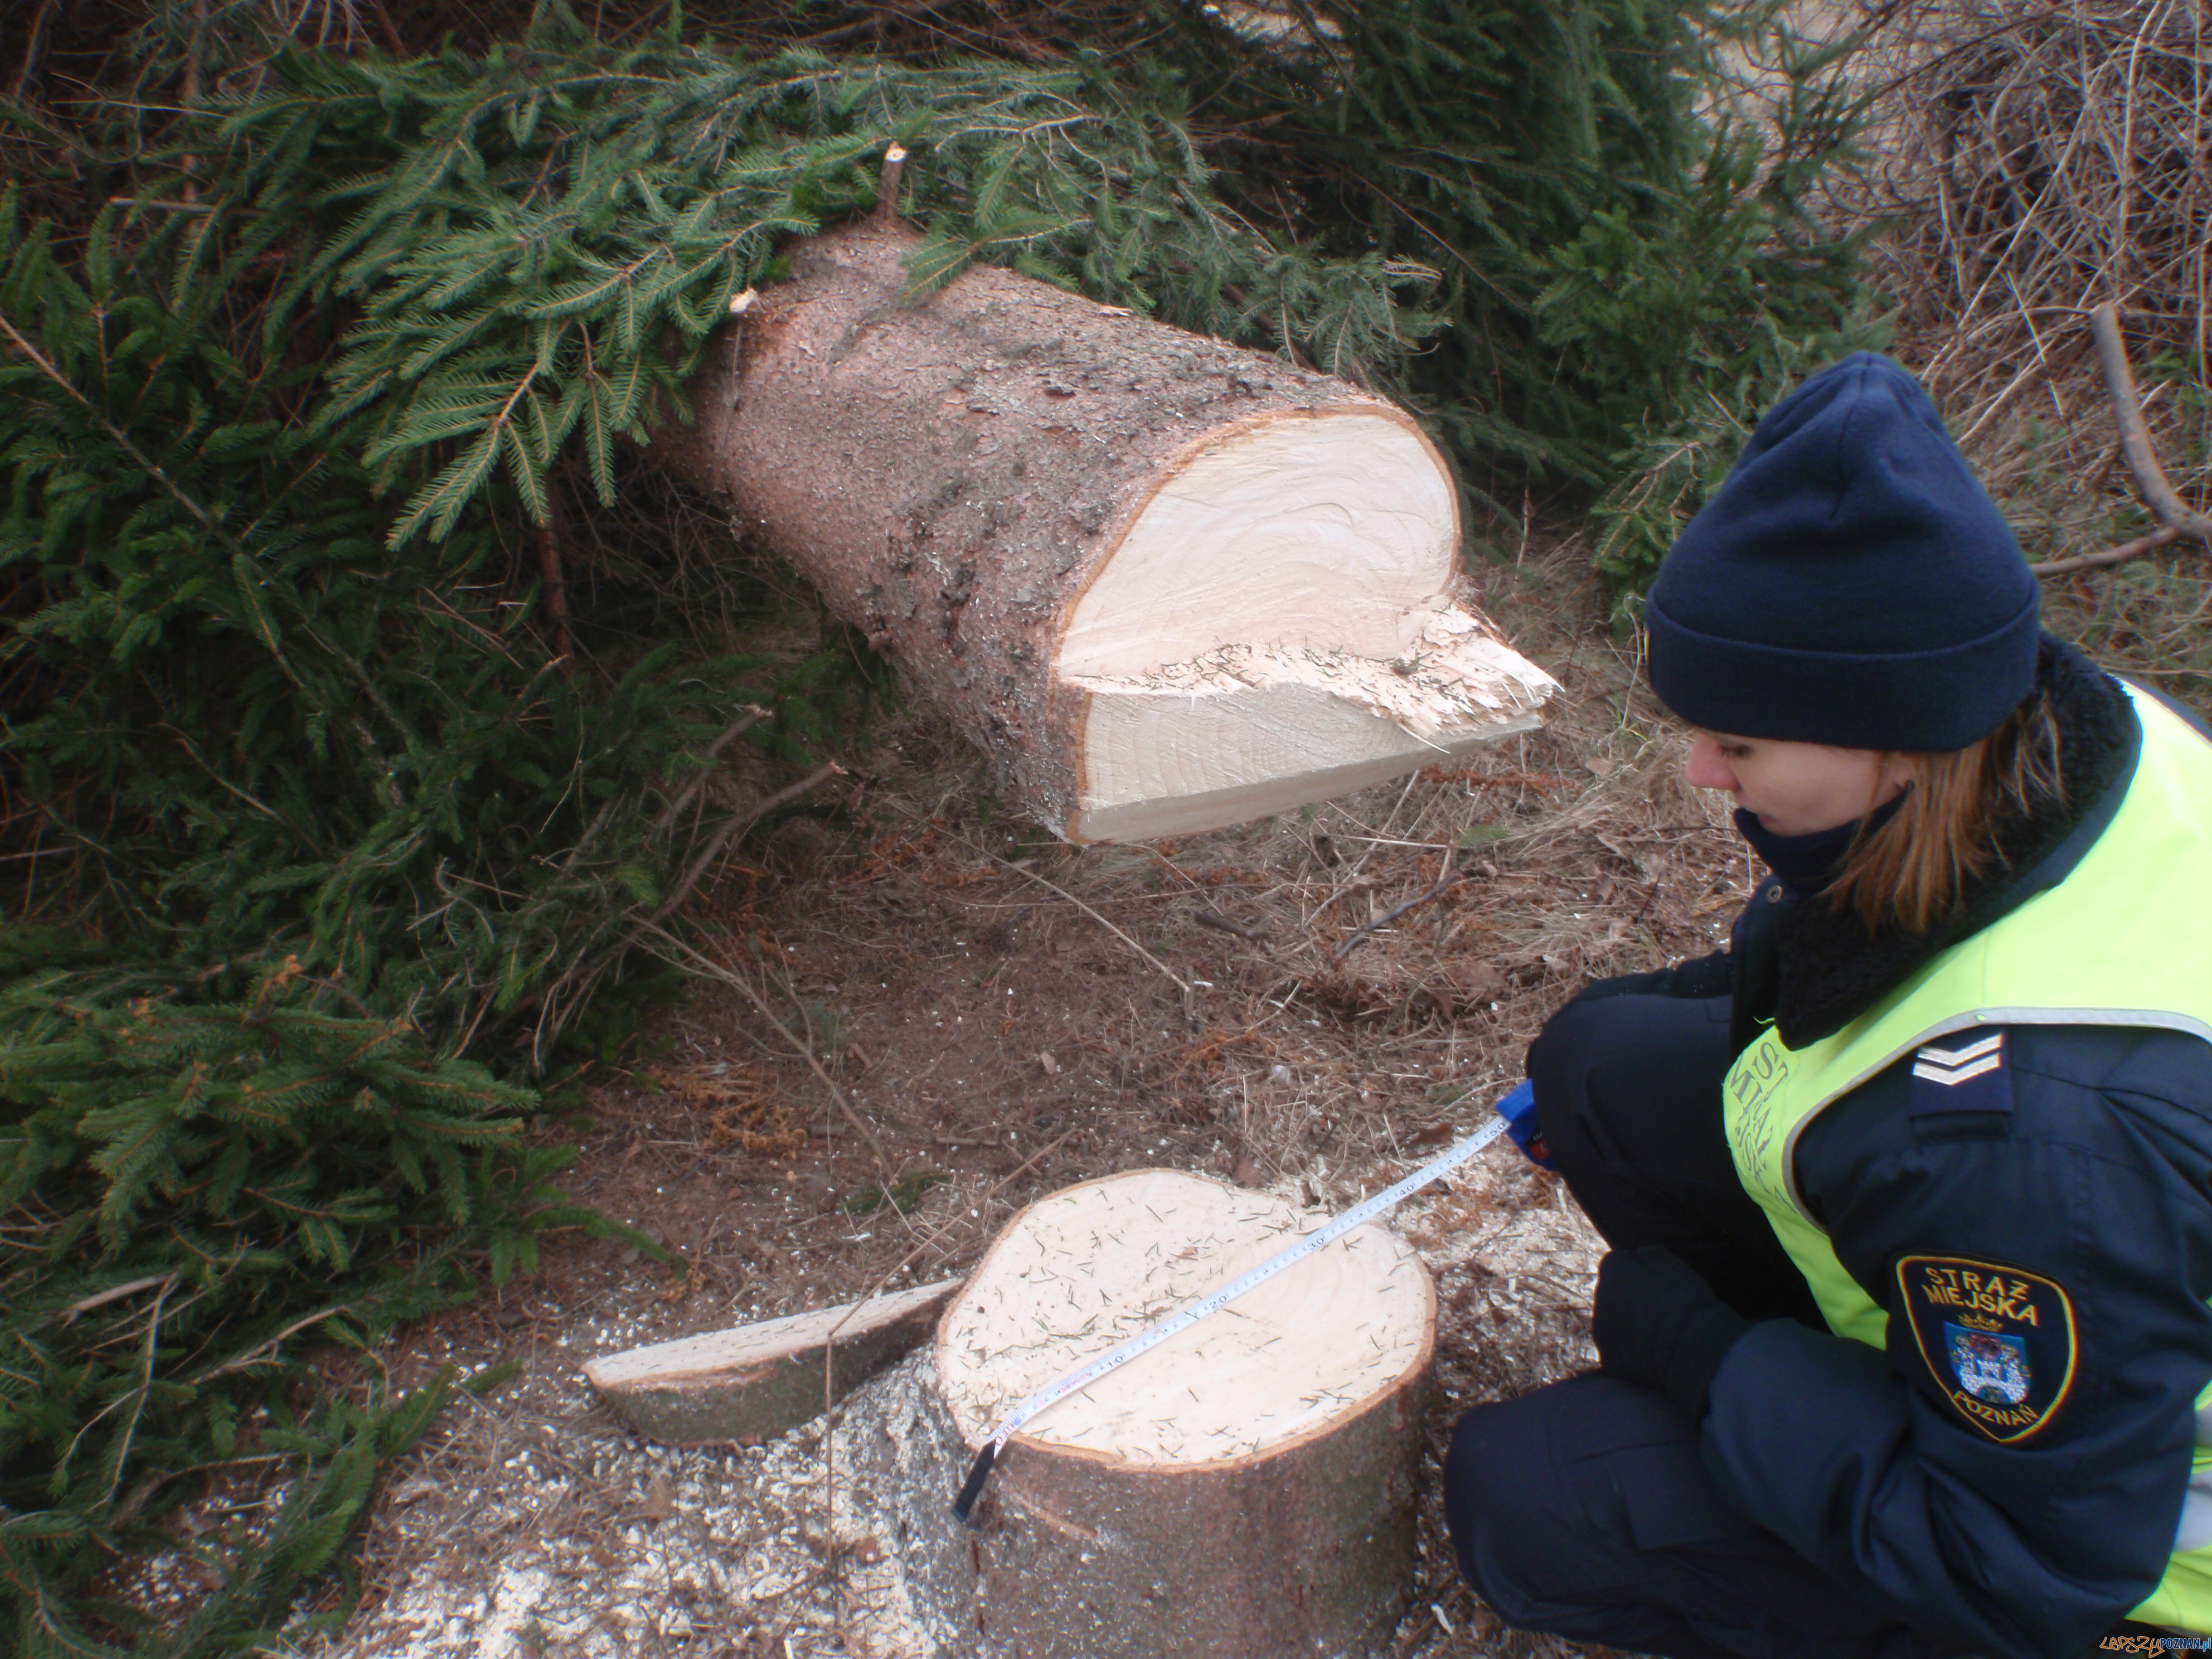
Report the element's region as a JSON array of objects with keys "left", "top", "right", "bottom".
[{"left": 584, "top": 1277, "right": 958, "bottom": 1446}]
